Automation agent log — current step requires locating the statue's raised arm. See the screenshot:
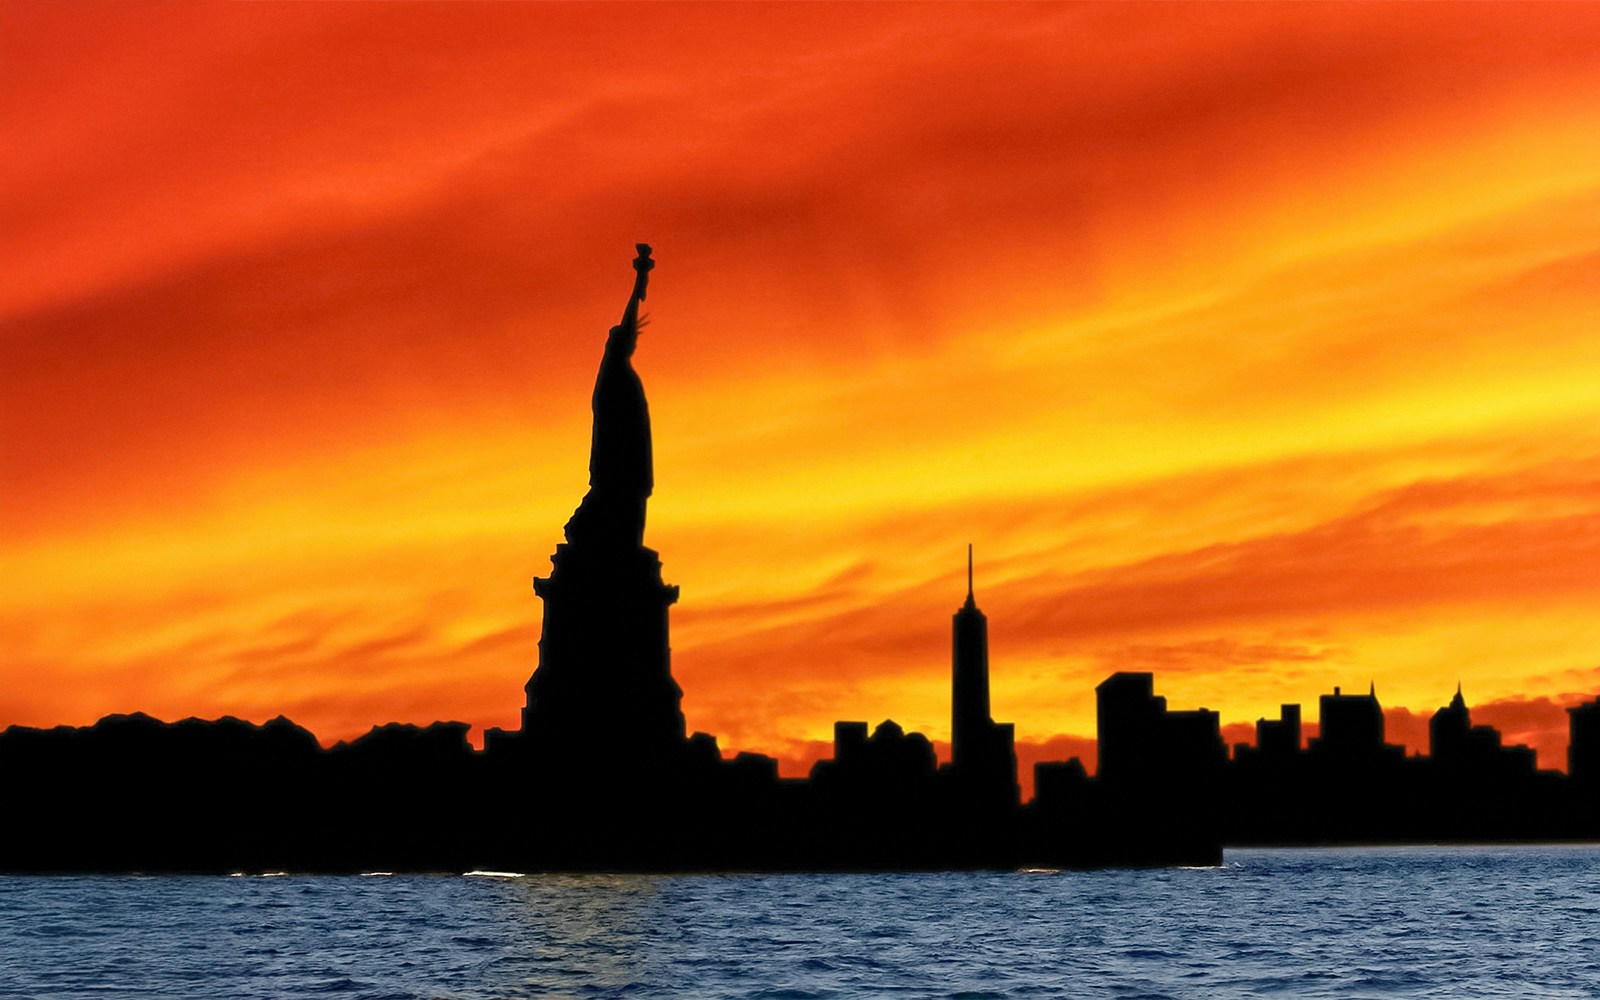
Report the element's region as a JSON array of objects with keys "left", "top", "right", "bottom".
[{"left": 618, "top": 243, "right": 654, "bottom": 339}]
